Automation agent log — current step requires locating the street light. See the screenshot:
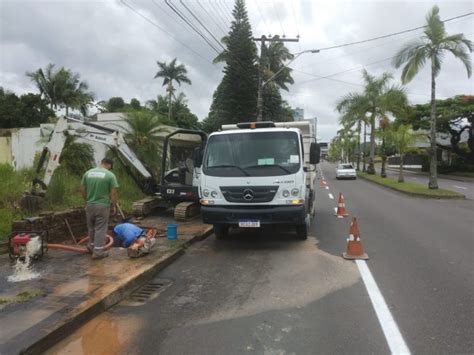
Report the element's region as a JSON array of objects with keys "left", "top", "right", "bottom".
[{"left": 257, "top": 48, "right": 320, "bottom": 121}]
